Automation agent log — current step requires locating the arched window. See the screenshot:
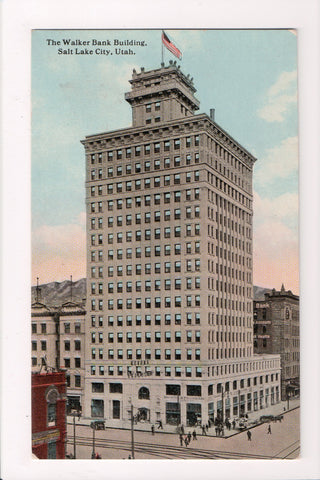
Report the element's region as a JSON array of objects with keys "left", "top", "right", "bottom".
[{"left": 138, "top": 387, "right": 150, "bottom": 400}]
